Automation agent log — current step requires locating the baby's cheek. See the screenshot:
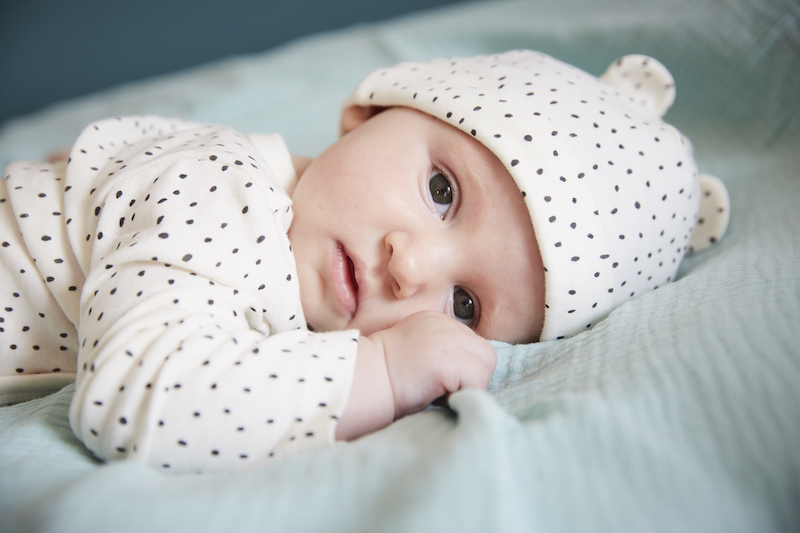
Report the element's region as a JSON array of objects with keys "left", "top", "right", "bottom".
[{"left": 353, "top": 303, "right": 416, "bottom": 336}]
